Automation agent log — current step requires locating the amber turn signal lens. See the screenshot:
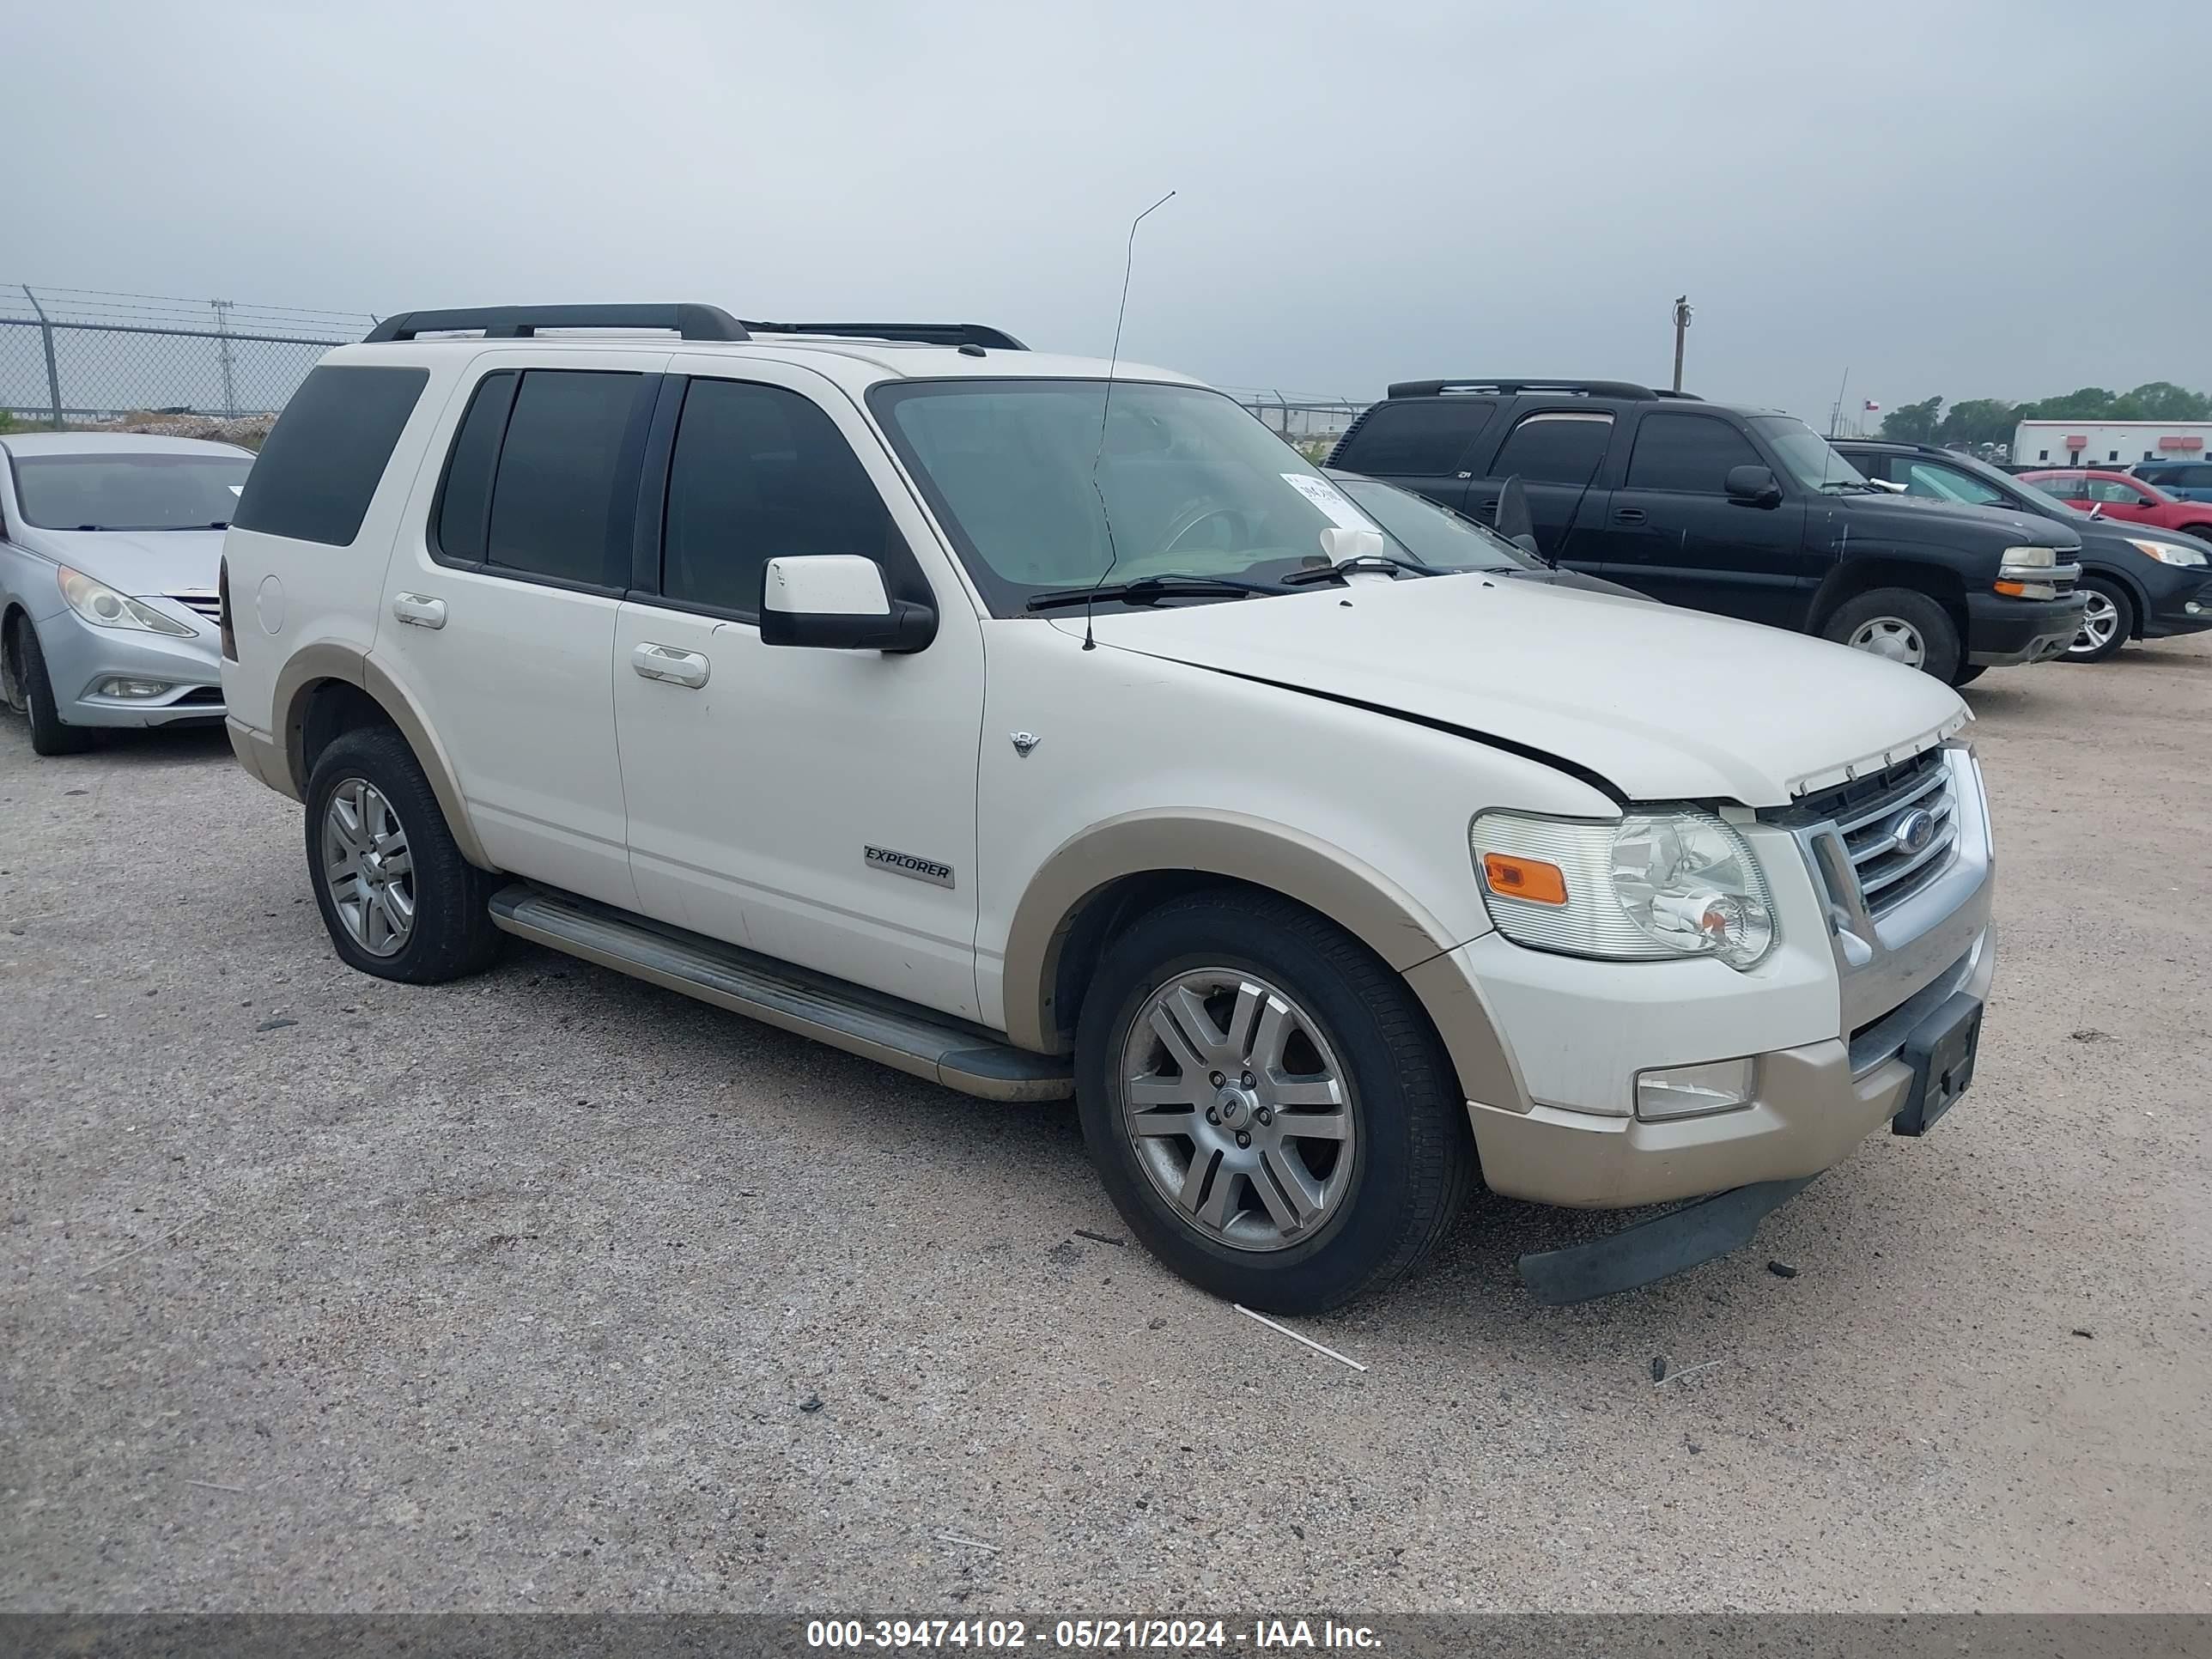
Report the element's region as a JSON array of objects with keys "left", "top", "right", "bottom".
[{"left": 1480, "top": 852, "right": 1569, "bottom": 906}]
